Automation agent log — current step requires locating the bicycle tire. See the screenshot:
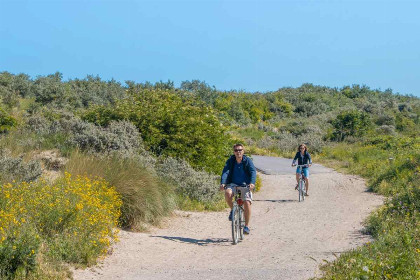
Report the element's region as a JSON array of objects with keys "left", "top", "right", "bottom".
[
  {"left": 299, "top": 180, "right": 303, "bottom": 202},
  {"left": 239, "top": 206, "right": 244, "bottom": 240},
  {"left": 231, "top": 205, "right": 239, "bottom": 244}
]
